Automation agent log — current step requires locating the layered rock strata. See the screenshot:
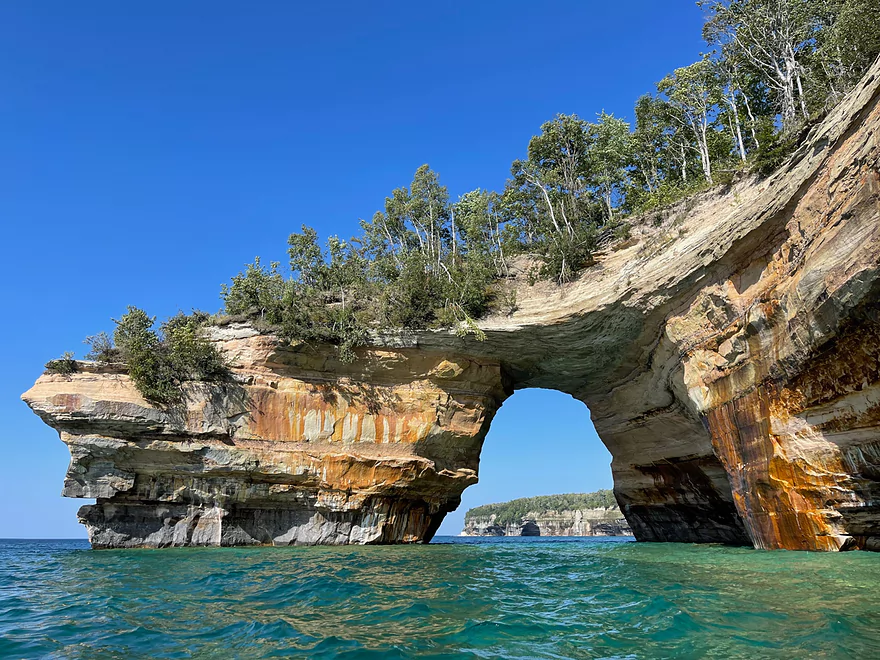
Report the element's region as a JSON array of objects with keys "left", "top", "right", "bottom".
[
  {"left": 23, "top": 58, "right": 880, "bottom": 550},
  {"left": 463, "top": 508, "right": 632, "bottom": 537},
  {"left": 24, "top": 337, "right": 506, "bottom": 547}
]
